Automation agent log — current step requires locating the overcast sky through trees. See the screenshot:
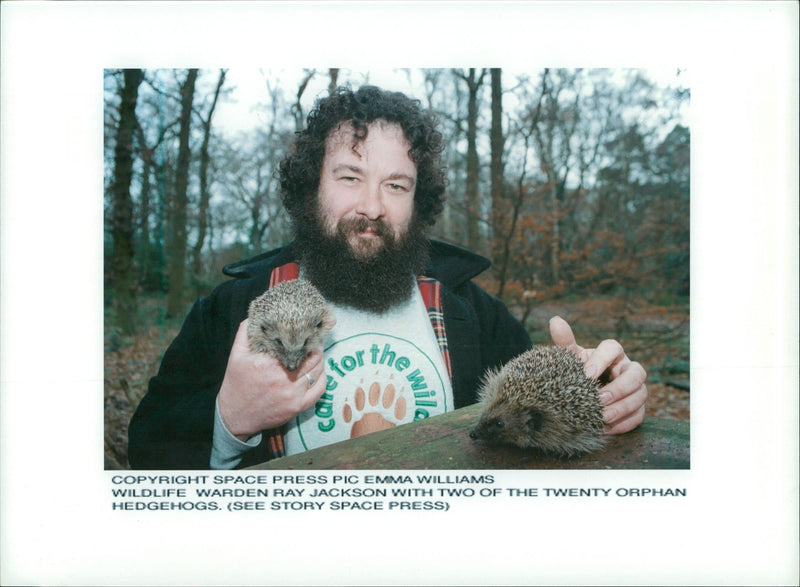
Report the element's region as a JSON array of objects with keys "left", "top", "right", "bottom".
[{"left": 213, "top": 67, "right": 689, "bottom": 139}]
